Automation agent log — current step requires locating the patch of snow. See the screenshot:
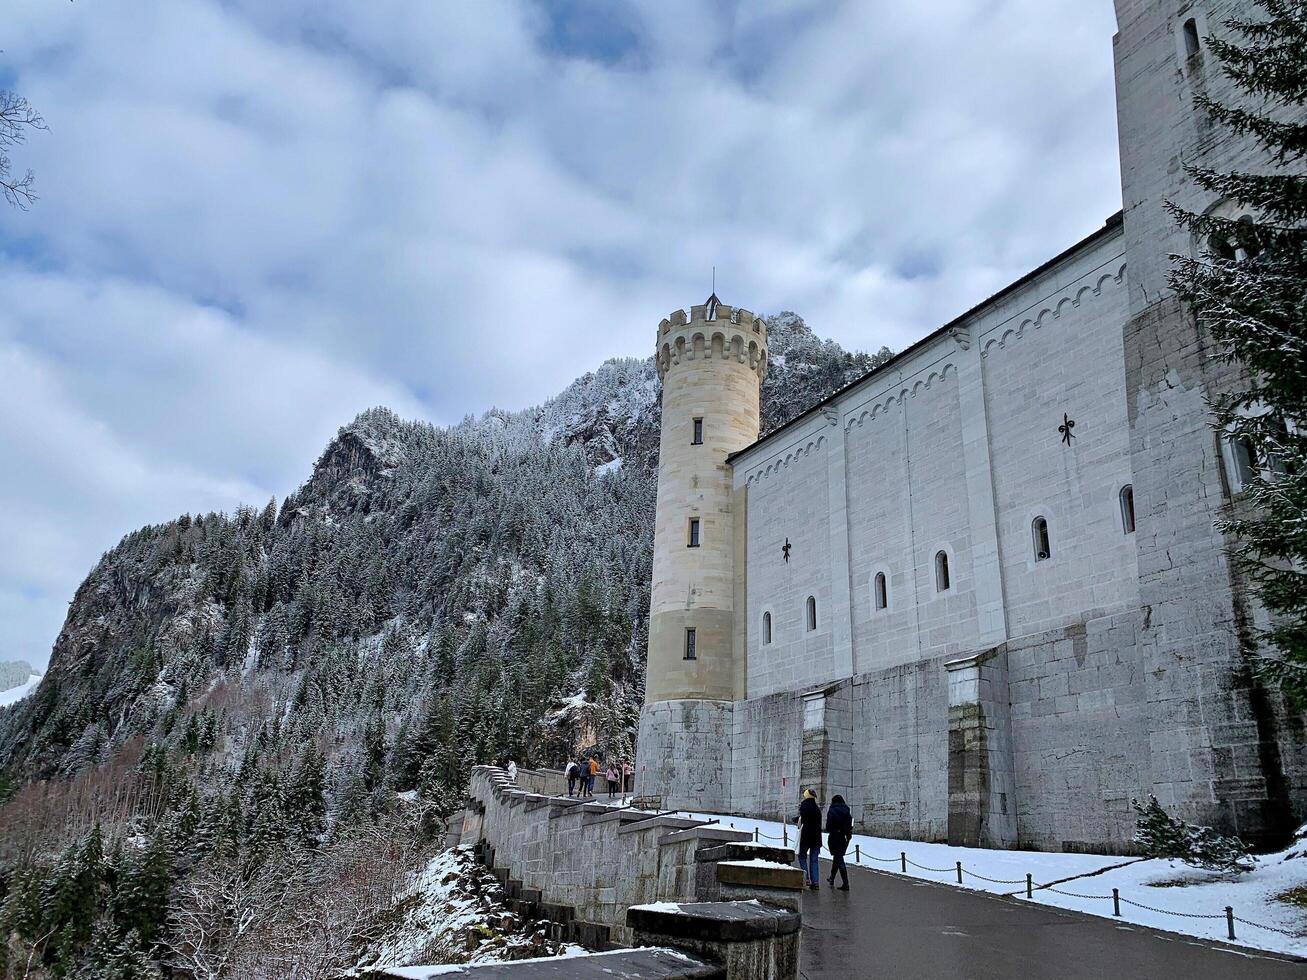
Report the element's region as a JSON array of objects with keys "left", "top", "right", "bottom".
[
  {"left": 357, "top": 846, "right": 569, "bottom": 972},
  {"left": 388, "top": 947, "right": 649, "bottom": 978},
  {"left": 0, "top": 673, "right": 42, "bottom": 708},
  {"left": 395, "top": 790, "right": 418, "bottom": 803},
  {"left": 630, "top": 901, "right": 685, "bottom": 913},
  {"left": 593, "top": 457, "right": 623, "bottom": 477},
  {"left": 720, "top": 859, "right": 795, "bottom": 870},
  {"left": 674, "top": 809, "right": 1307, "bottom": 956}
]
